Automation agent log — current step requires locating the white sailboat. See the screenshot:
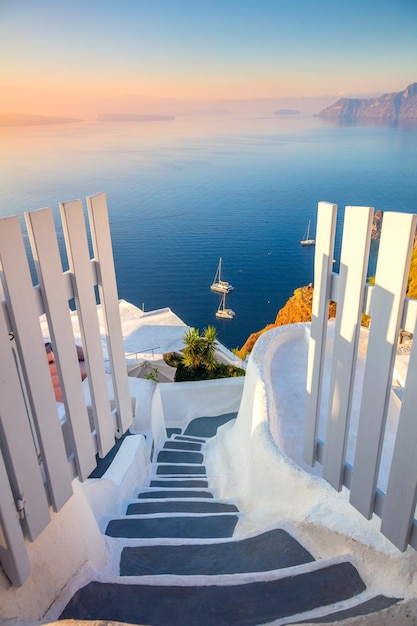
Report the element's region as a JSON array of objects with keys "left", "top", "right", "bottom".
[
  {"left": 216, "top": 292, "right": 235, "bottom": 319},
  {"left": 210, "top": 257, "right": 234, "bottom": 293},
  {"left": 300, "top": 219, "right": 315, "bottom": 246}
]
